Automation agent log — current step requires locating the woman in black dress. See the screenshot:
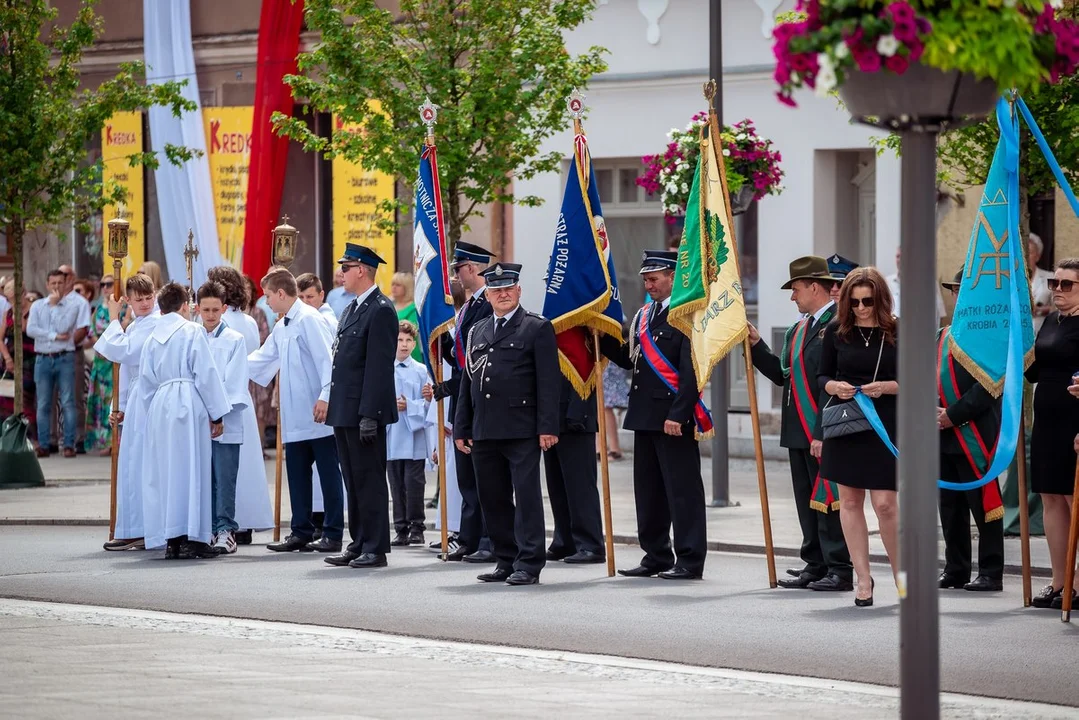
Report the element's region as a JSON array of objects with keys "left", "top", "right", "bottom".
[
  {"left": 817, "top": 267, "right": 899, "bottom": 607},
  {"left": 1027, "top": 258, "right": 1079, "bottom": 609}
]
